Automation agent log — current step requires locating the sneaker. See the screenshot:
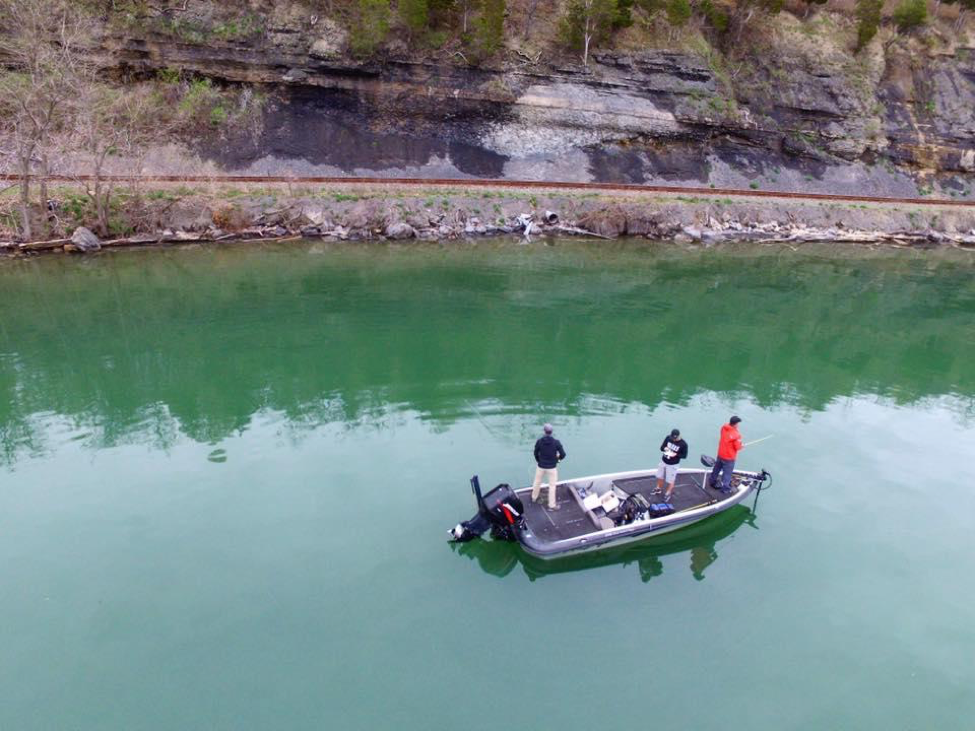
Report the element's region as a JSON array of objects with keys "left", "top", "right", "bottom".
[{"left": 548, "top": 504, "right": 561, "bottom": 511}]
